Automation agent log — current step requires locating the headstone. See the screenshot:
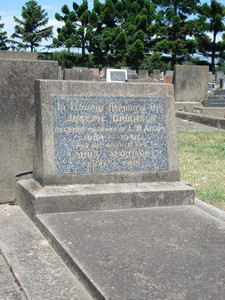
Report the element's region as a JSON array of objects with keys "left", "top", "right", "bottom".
[
  {"left": 205, "top": 89, "right": 225, "bottom": 107},
  {"left": 208, "top": 82, "right": 215, "bottom": 90},
  {"left": 127, "top": 69, "right": 137, "bottom": 79},
  {"left": 220, "top": 78, "right": 225, "bottom": 89},
  {"left": 106, "top": 69, "right": 128, "bottom": 82},
  {"left": 166, "top": 70, "right": 174, "bottom": 77},
  {"left": 63, "top": 68, "right": 93, "bottom": 81},
  {"left": 0, "top": 50, "right": 37, "bottom": 60},
  {"left": 0, "top": 59, "right": 58, "bottom": 202},
  {"left": 164, "top": 75, "right": 173, "bottom": 84},
  {"left": 138, "top": 70, "right": 148, "bottom": 78},
  {"left": 153, "top": 69, "right": 161, "bottom": 80},
  {"left": 100, "top": 69, "right": 105, "bottom": 78},
  {"left": 91, "top": 68, "right": 100, "bottom": 79},
  {"left": 216, "top": 72, "right": 224, "bottom": 81},
  {"left": 174, "top": 65, "right": 209, "bottom": 104},
  {"left": 208, "top": 71, "right": 214, "bottom": 82},
  {"left": 17, "top": 81, "right": 194, "bottom": 217}
]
